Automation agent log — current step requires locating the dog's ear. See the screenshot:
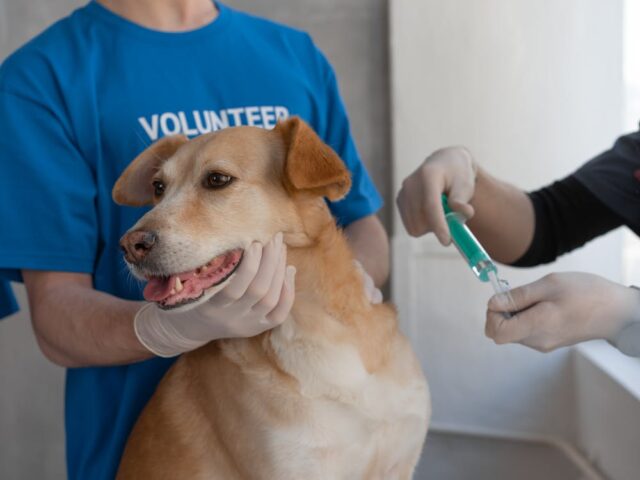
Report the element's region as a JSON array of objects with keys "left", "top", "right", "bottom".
[
  {"left": 274, "top": 117, "right": 351, "bottom": 201},
  {"left": 112, "top": 135, "right": 188, "bottom": 206}
]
